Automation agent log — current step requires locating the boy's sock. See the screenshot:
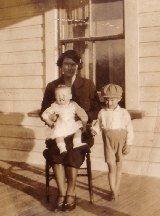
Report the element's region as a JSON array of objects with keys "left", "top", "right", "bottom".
[
  {"left": 73, "top": 138, "right": 88, "bottom": 150},
  {"left": 57, "top": 142, "right": 67, "bottom": 154}
]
